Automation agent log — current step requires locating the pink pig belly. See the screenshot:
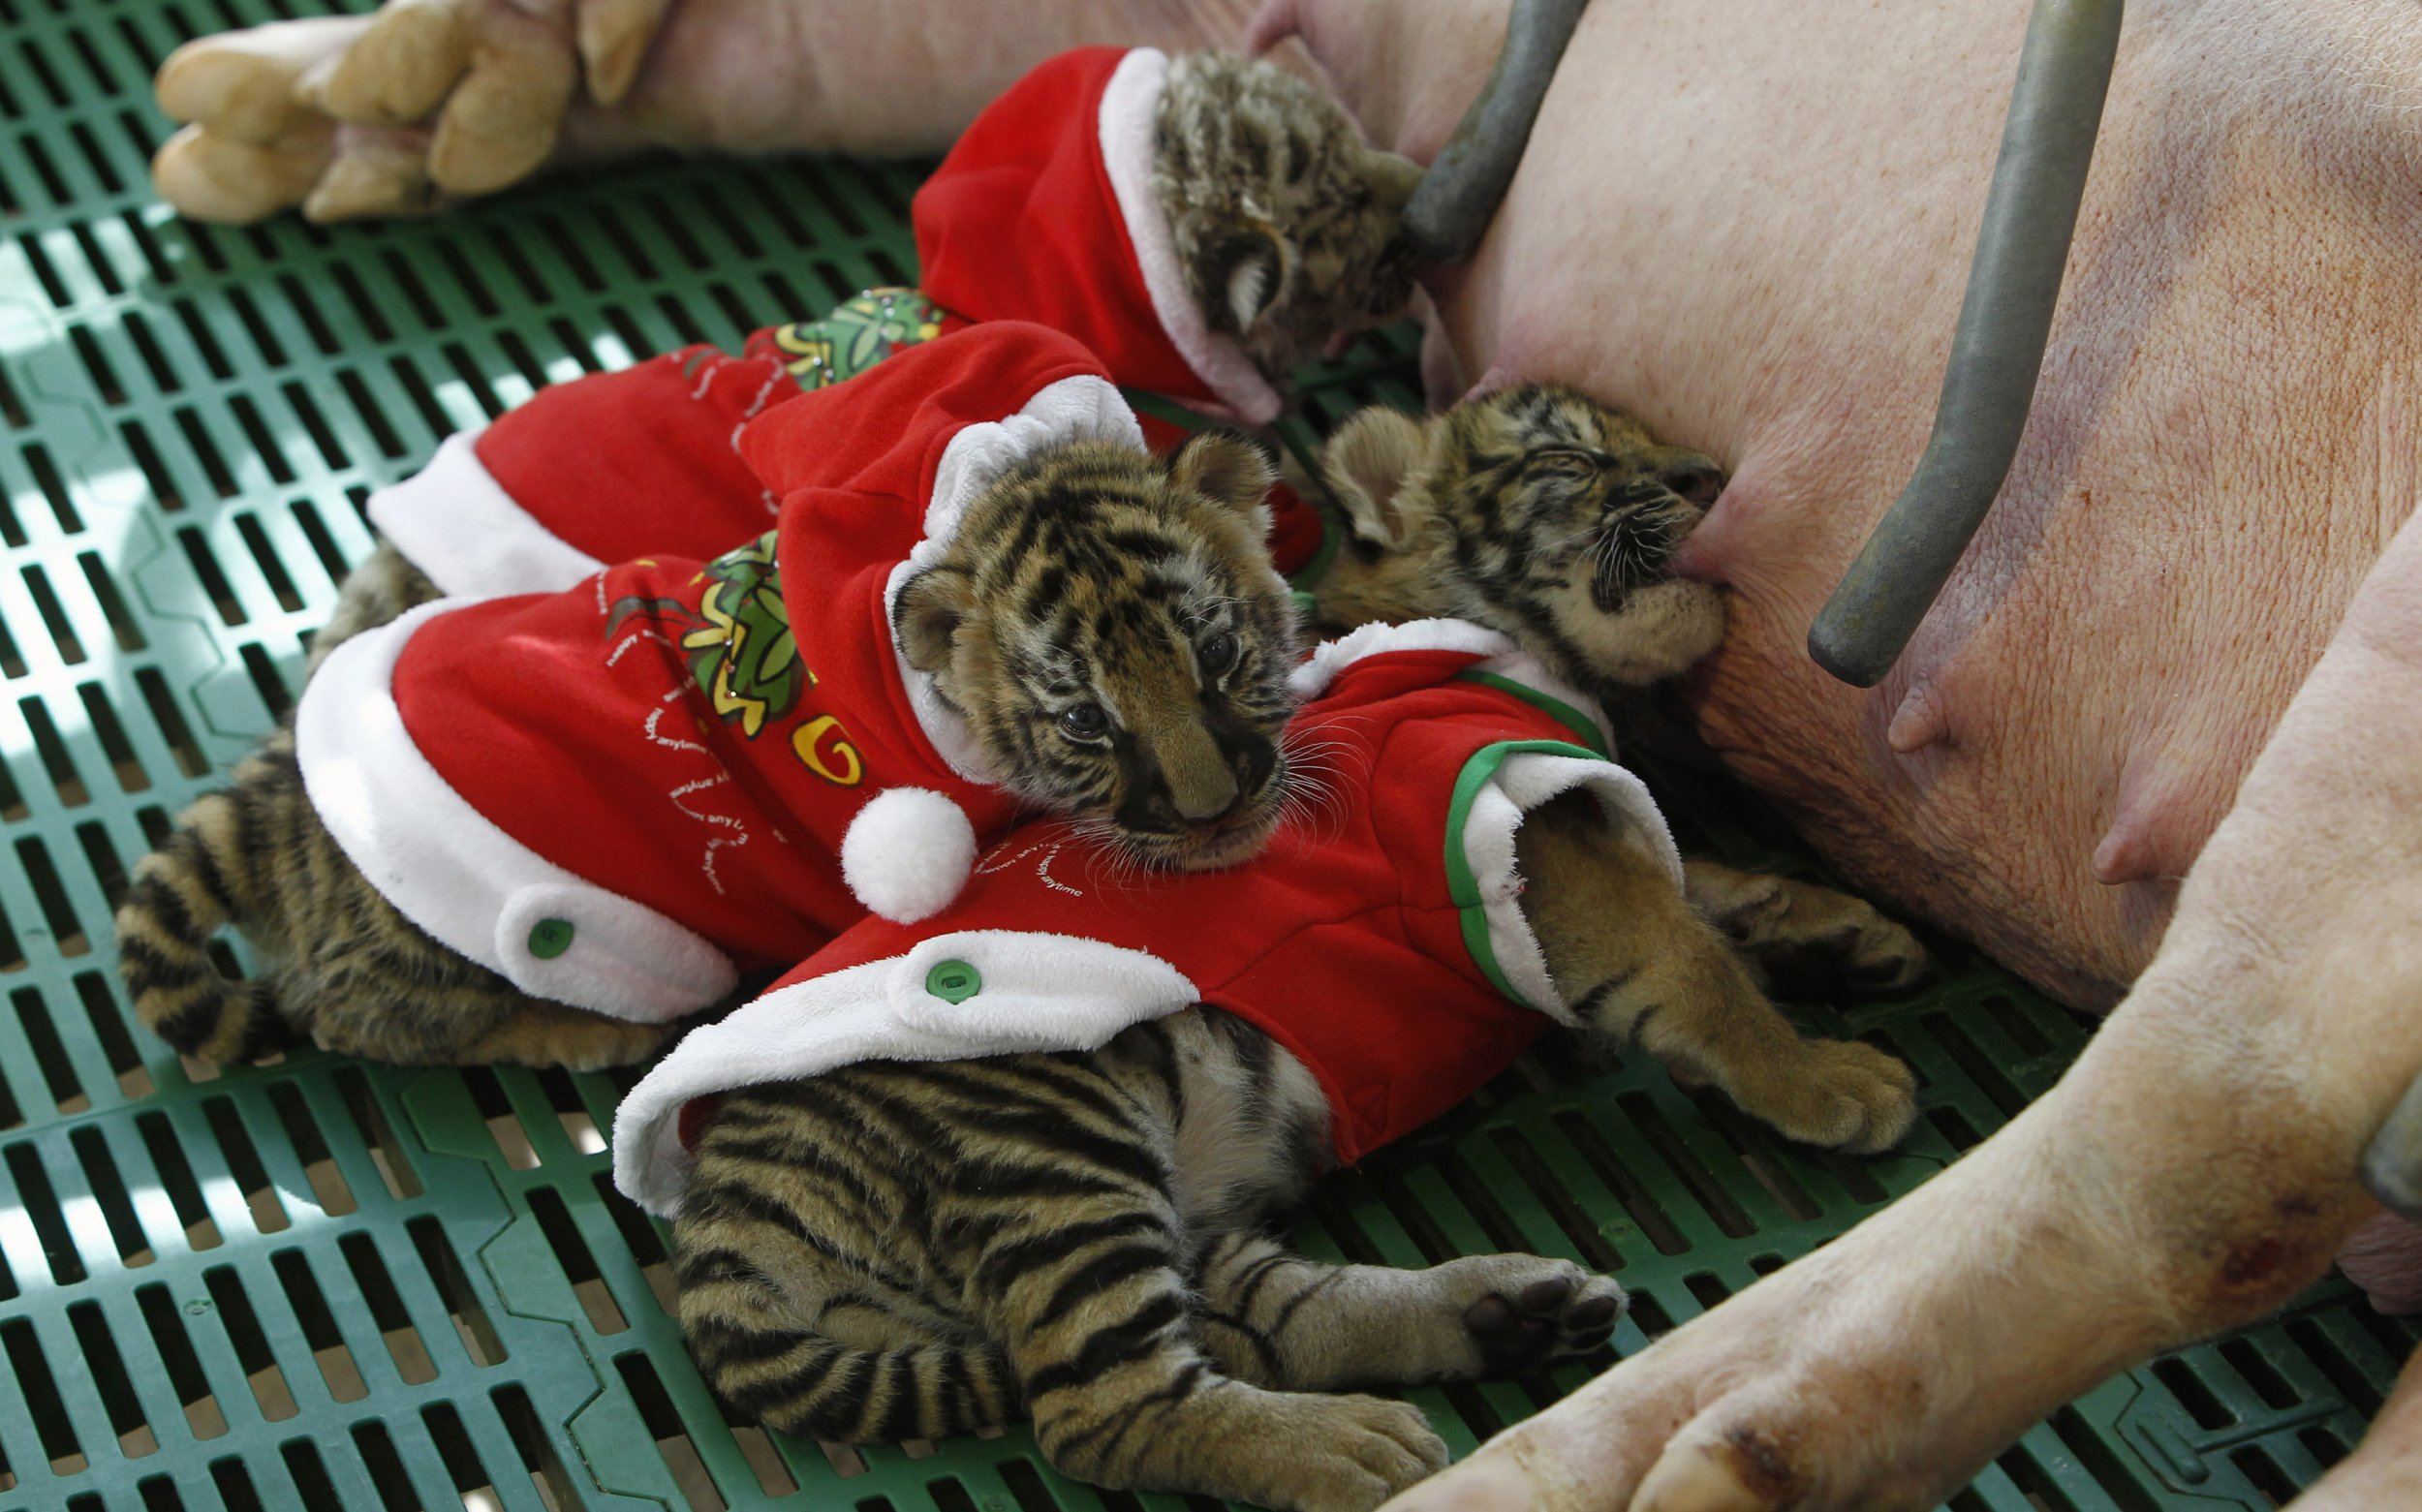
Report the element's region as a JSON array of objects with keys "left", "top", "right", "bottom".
[{"left": 1284, "top": 0, "right": 2422, "bottom": 1006}]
